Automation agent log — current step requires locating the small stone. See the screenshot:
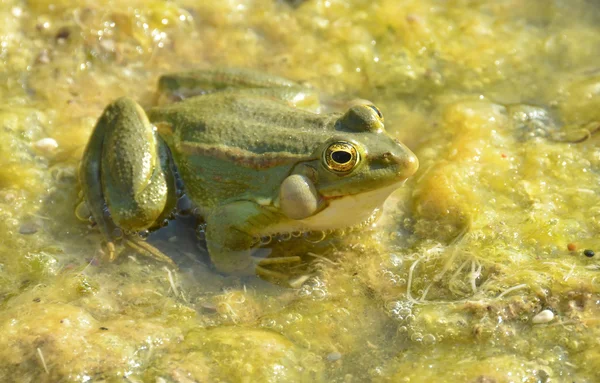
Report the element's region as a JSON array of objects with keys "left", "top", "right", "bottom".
[
  {"left": 200, "top": 302, "right": 217, "bottom": 312},
  {"left": 19, "top": 222, "right": 39, "bottom": 235},
  {"left": 567, "top": 243, "right": 577, "bottom": 252},
  {"left": 583, "top": 249, "right": 595, "bottom": 258},
  {"left": 55, "top": 26, "right": 71, "bottom": 41},
  {"left": 36, "top": 50, "right": 50, "bottom": 64},
  {"left": 99, "top": 39, "right": 116, "bottom": 52},
  {"left": 327, "top": 352, "right": 342, "bottom": 362},
  {"left": 34, "top": 137, "right": 59, "bottom": 153},
  {"left": 532, "top": 309, "right": 554, "bottom": 324}
]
